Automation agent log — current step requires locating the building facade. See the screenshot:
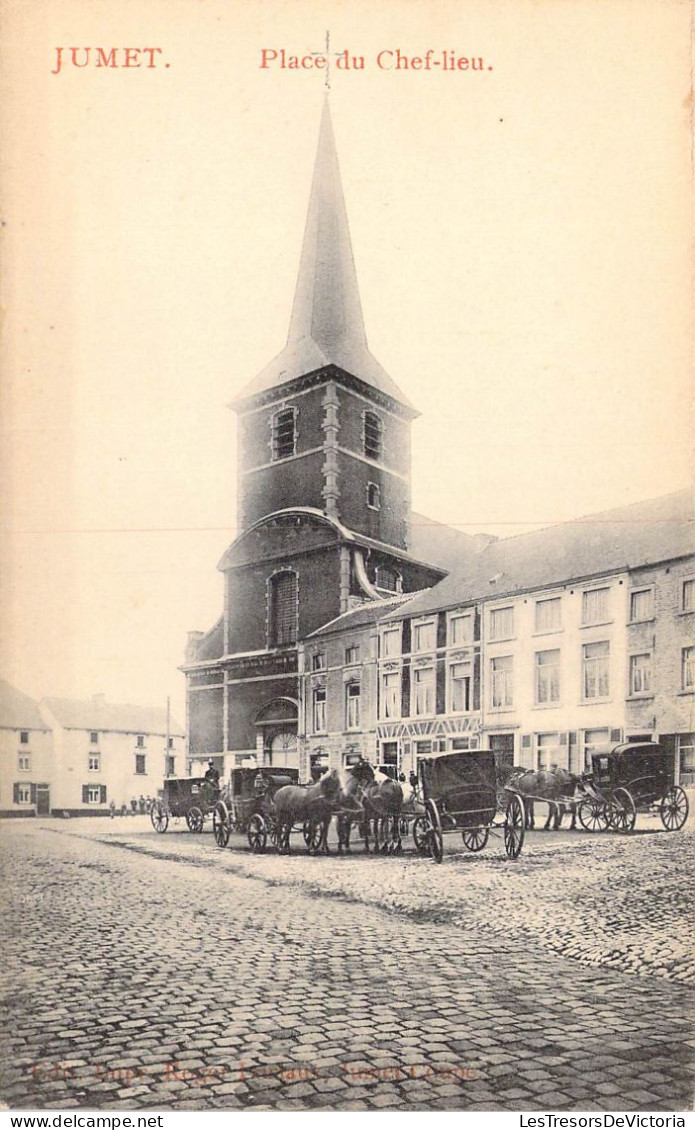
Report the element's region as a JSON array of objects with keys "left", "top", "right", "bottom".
[{"left": 0, "top": 681, "right": 53, "bottom": 817}]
